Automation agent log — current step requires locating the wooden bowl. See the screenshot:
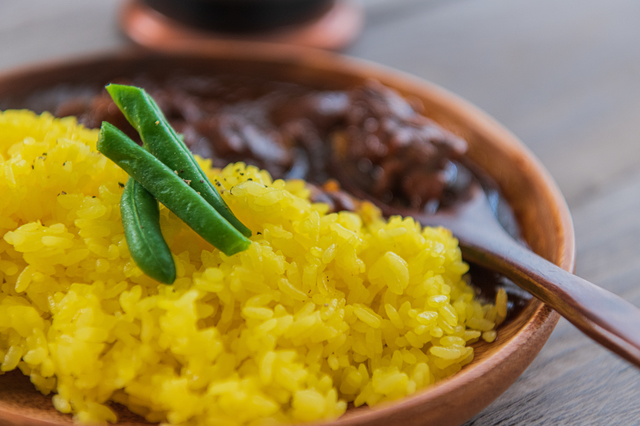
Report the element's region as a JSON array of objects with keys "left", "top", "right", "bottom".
[
  {"left": 119, "top": 0, "right": 364, "bottom": 51},
  {"left": 0, "top": 45, "right": 574, "bottom": 426},
  {"left": 140, "top": 0, "right": 335, "bottom": 32}
]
